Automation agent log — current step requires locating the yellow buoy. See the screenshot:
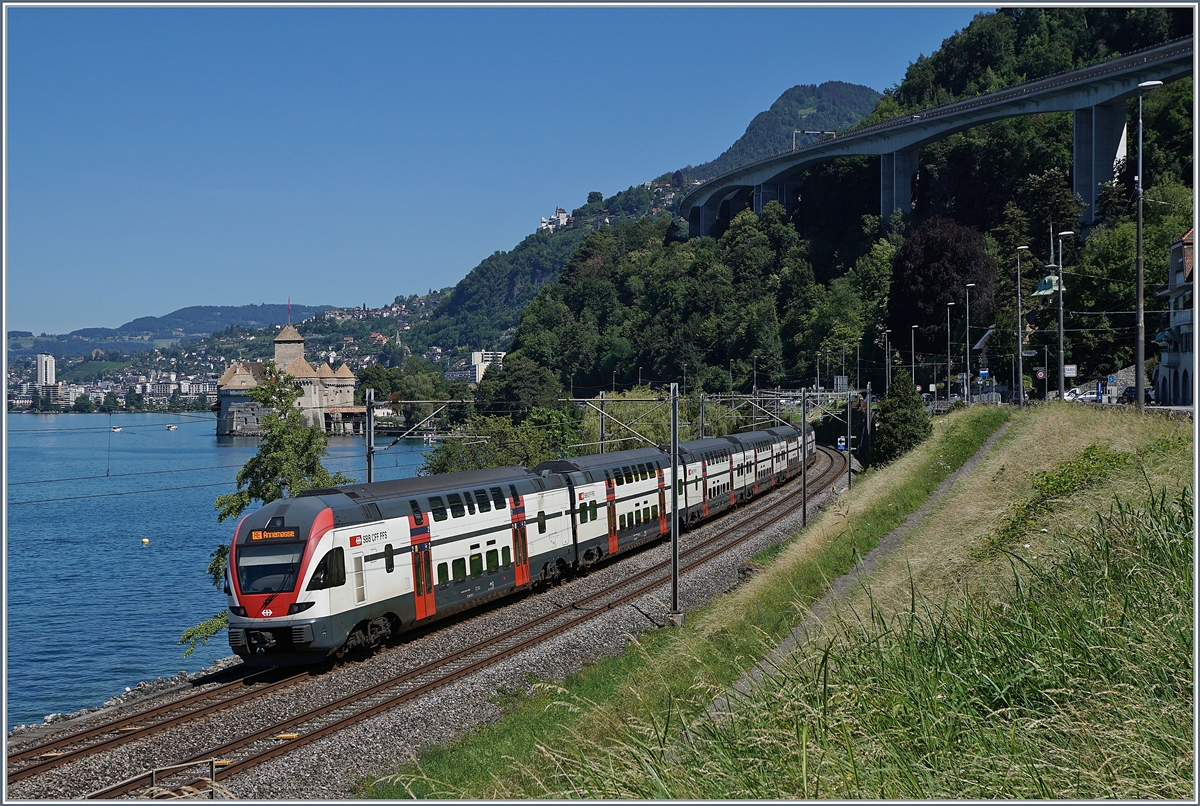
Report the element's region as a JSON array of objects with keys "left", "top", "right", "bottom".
[{"left": 141, "top": 538, "right": 150, "bottom": 545}]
